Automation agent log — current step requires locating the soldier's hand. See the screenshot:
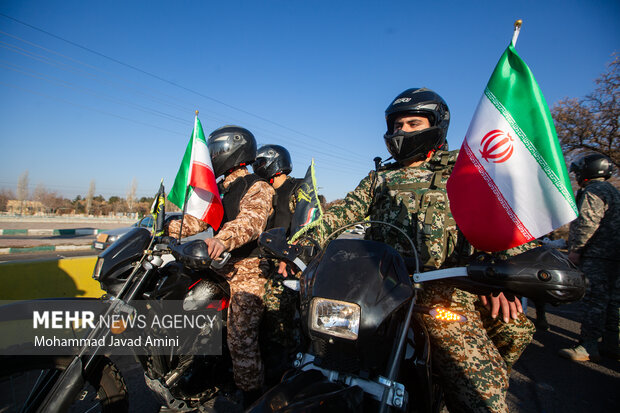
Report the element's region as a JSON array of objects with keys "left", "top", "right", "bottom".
[
  {"left": 480, "top": 292, "right": 522, "bottom": 323},
  {"left": 205, "top": 238, "right": 226, "bottom": 260},
  {"left": 166, "top": 220, "right": 181, "bottom": 239},
  {"left": 277, "top": 261, "right": 295, "bottom": 278}
]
